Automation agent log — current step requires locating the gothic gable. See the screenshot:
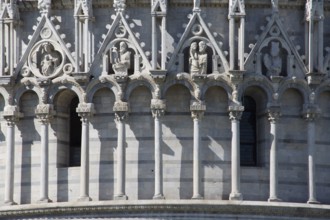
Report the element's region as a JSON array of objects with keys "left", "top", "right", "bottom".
[
  {"left": 245, "top": 13, "right": 307, "bottom": 78},
  {"left": 92, "top": 11, "right": 151, "bottom": 78},
  {"left": 167, "top": 12, "right": 229, "bottom": 76},
  {"left": 15, "top": 15, "right": 75, "bottom": 79}
]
